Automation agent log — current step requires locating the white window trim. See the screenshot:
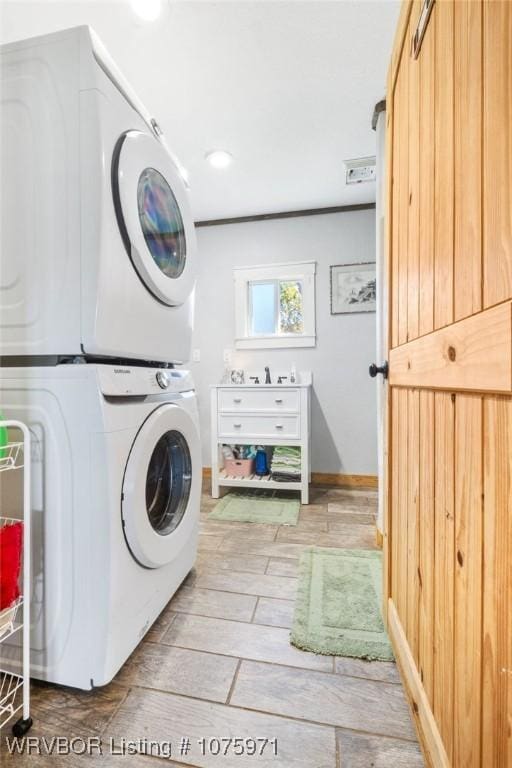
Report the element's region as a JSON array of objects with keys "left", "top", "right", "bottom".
[{"left": 234, "top": 260, "right": 316, "bottom": 349}]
